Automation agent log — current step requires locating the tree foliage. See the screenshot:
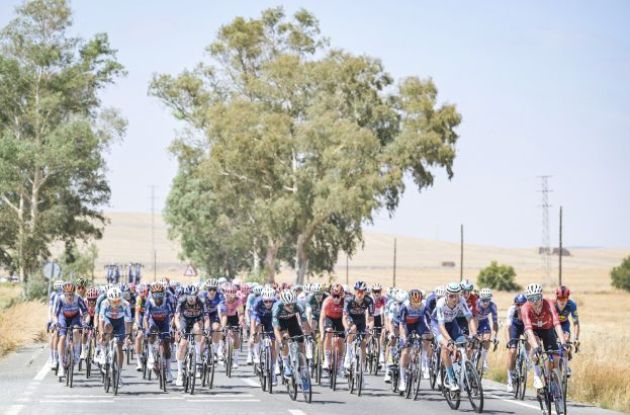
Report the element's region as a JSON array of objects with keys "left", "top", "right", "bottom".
[
  {"left": 477, "top": 261, "right": 522, "bottom": 292},
  {"left": 611, "top": 256, "right": 630, "bottom": 292},
  {"left": 151, "top": 7, "right": 461, "bottom": 282},
  {"left": 0, "top": 0, "right": 125, "bottom": 293}
]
